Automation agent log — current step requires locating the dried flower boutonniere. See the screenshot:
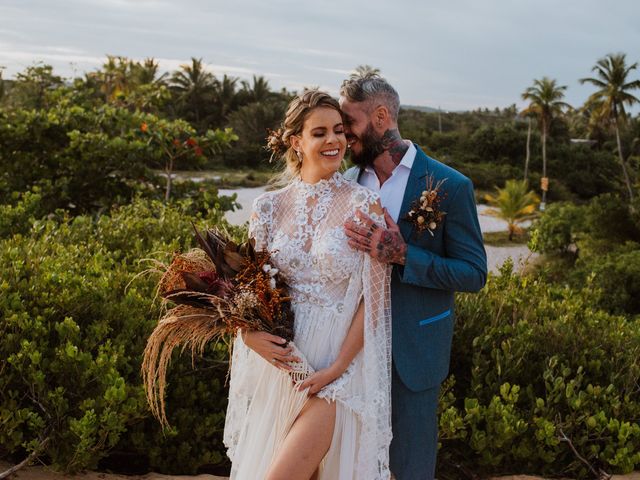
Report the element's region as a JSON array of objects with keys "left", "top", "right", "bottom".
[{"left": 405, "top": 175, "right": 448, "bottom": 236}]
